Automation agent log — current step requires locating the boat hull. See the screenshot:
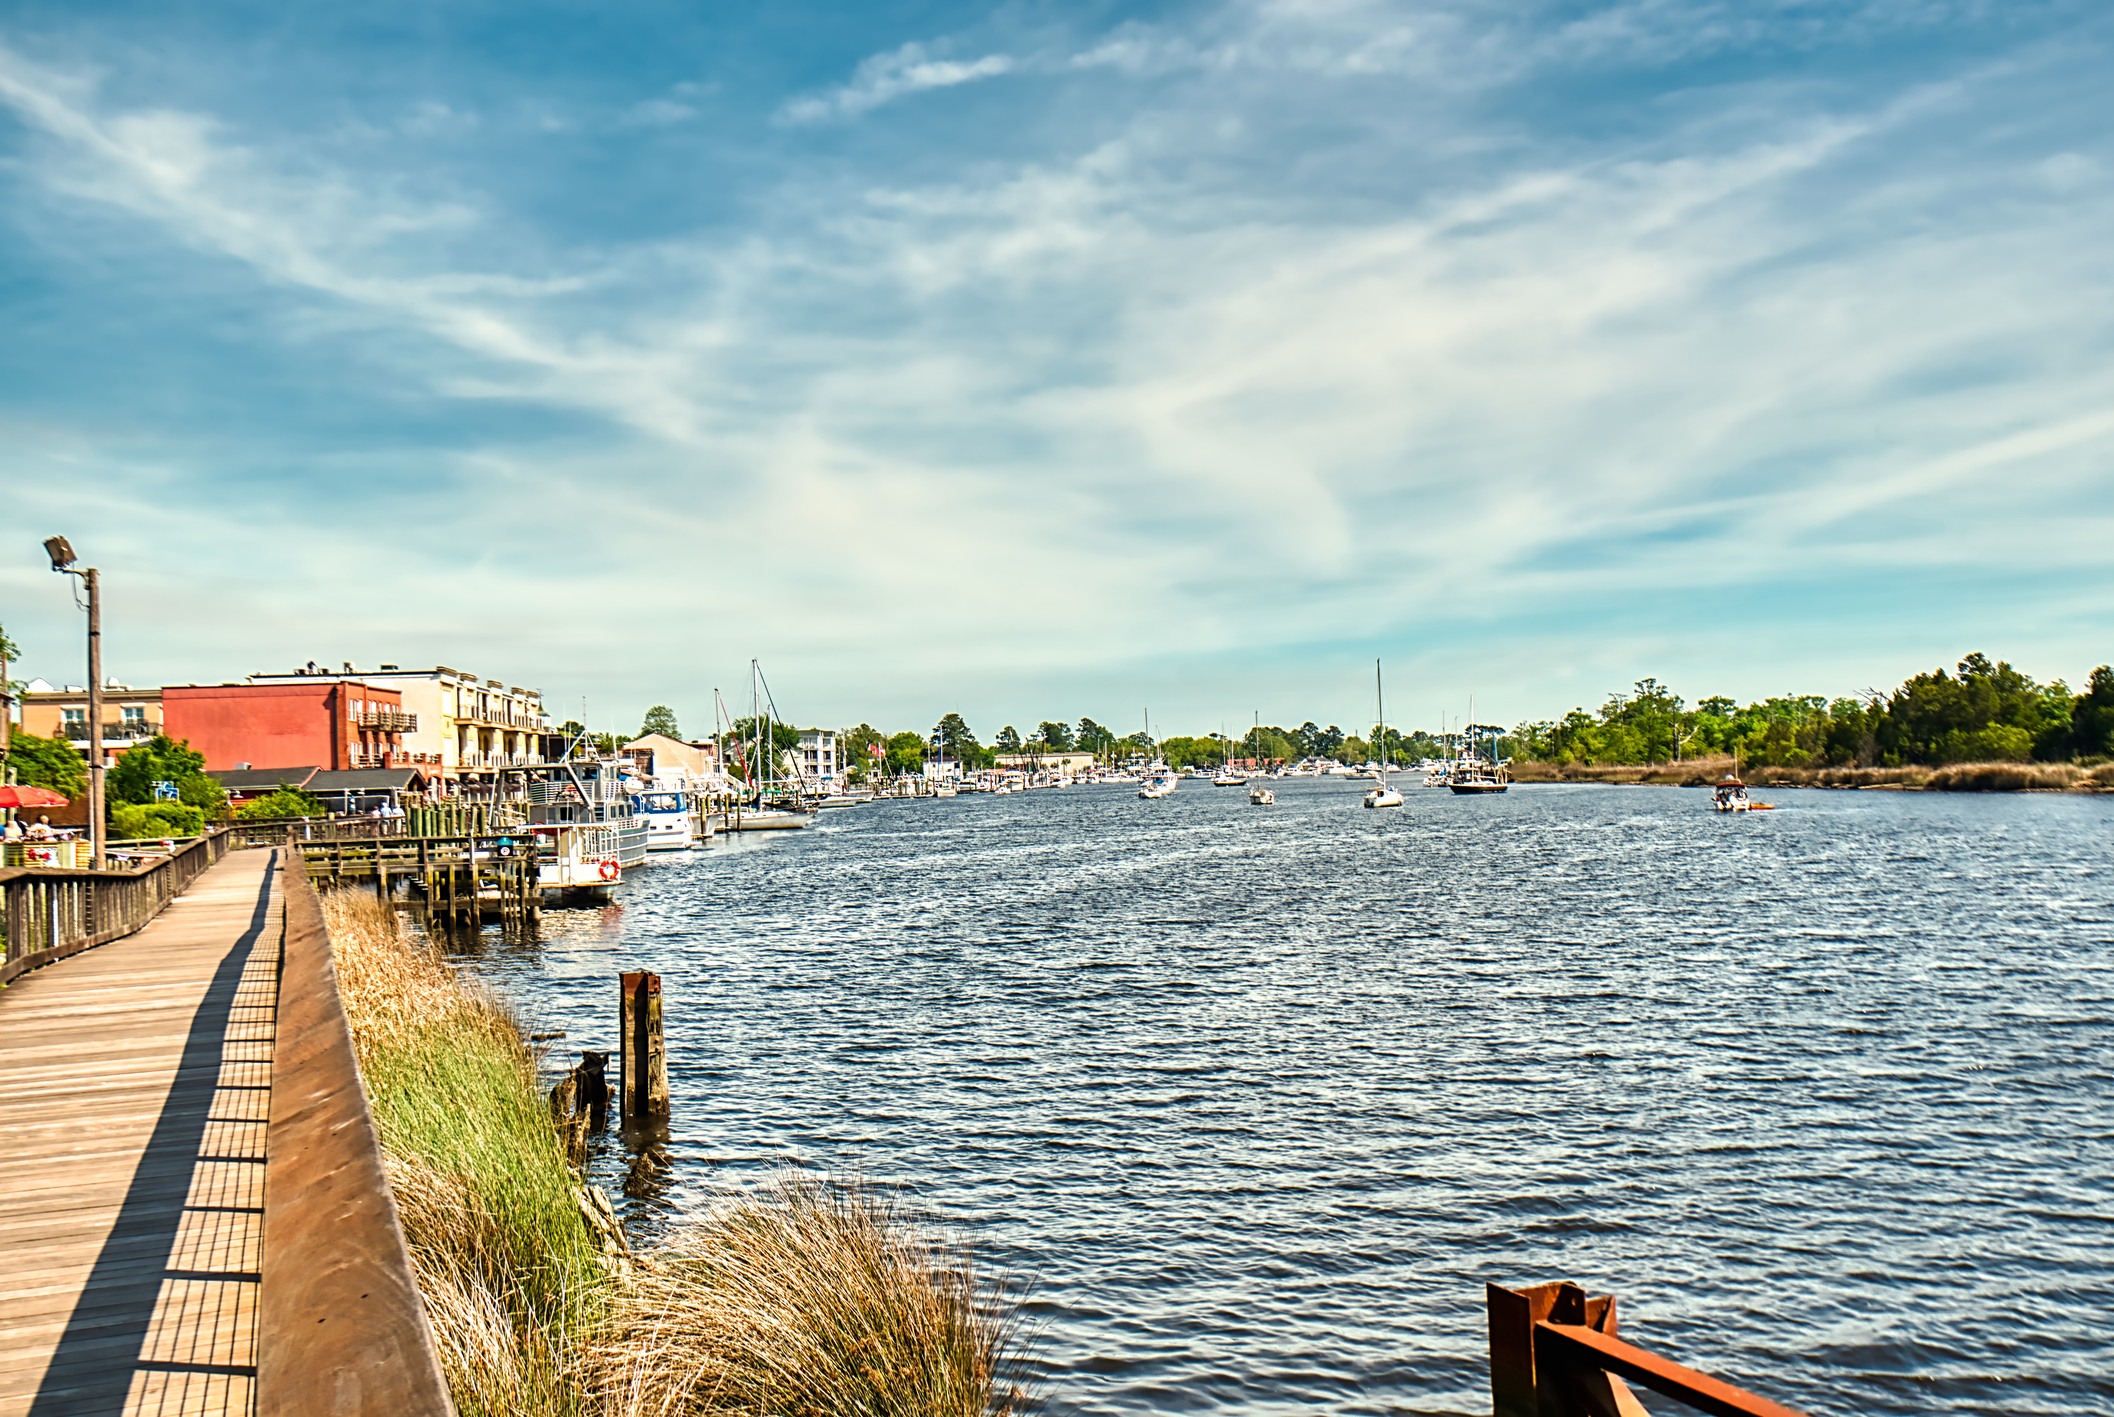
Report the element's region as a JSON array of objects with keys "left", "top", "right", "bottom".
[{"left": 1449, "top": 783, "right": 1509, "bottom": 794}]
